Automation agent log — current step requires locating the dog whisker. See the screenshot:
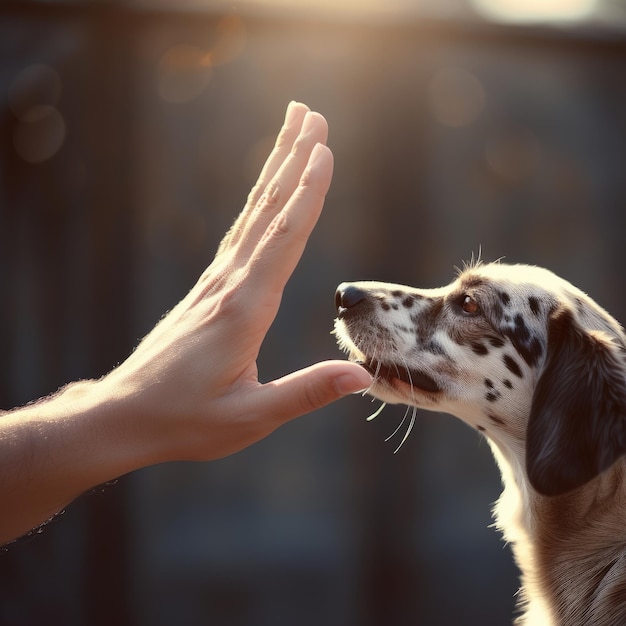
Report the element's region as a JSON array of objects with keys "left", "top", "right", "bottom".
[
  {"left": 385, "top": 404, "right": 411, "bottom": 444},
  {"left": 390, "top": 357, "right": 418, "bottom": 453},
  {"left": 366, "top": 401, "right": 387, "bottom": 422},
  {"left": 392, "top": 407, "right": 417, "bottom": 454}
]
